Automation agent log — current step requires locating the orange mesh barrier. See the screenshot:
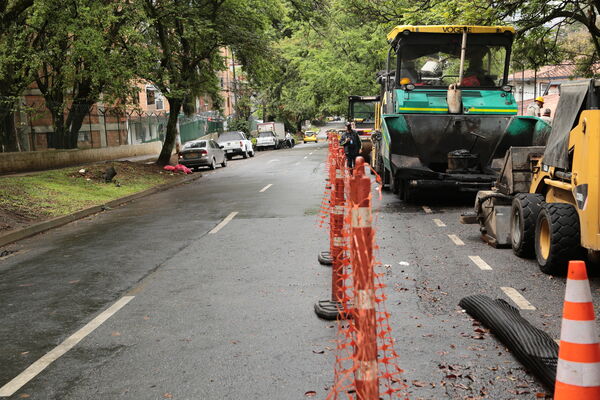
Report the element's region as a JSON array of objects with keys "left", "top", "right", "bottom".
[
  {"left": 317, "top": 132, "right": 340, "bottom": 230},
  {"left": 324, "top": 154, "right": 407, "bottom": 399}
]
